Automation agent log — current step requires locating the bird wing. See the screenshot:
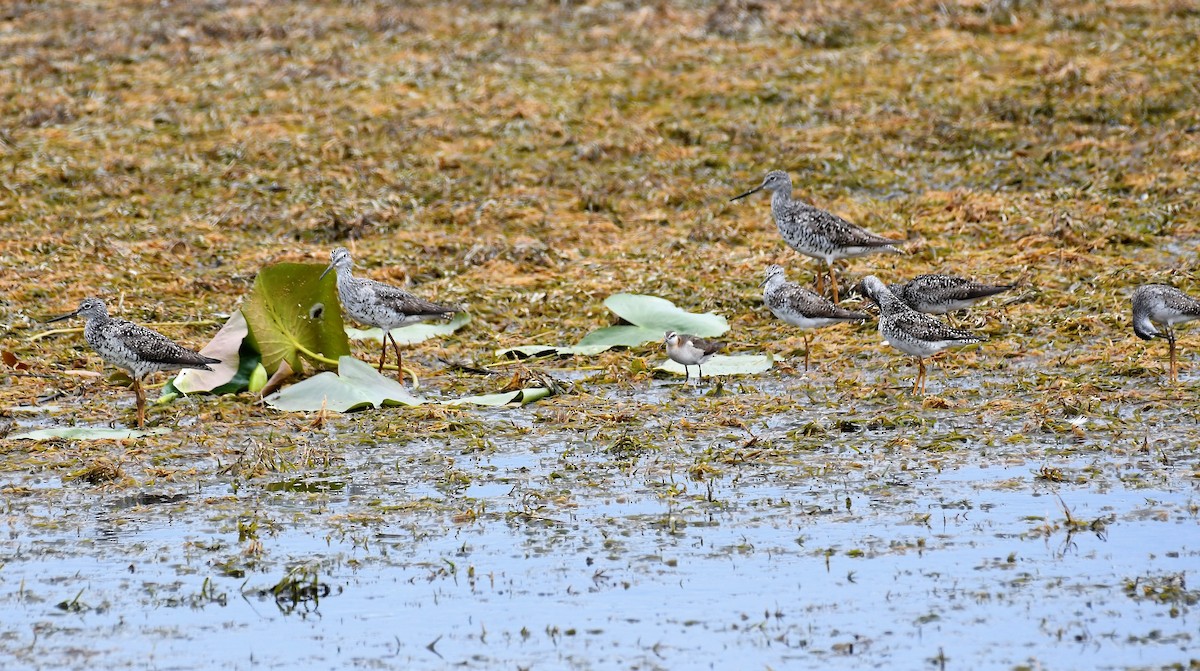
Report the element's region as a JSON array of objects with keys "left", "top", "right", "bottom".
[
  {"left": 688, "top": 335, "right": 723, "bottom": 356},
  {"left": 909, "top": 275, "right": 1013, "bottom": 302},
  {"left": 106, "top": 320, "right": 216, "bottom": 367},
  {"left": 808, "top": 209, "right": 901, "bottom": 248},
  {"left": 770, "top": 282, "right": 868, "bottom": 320},
  {"left": 890, "top": 311, "right": 982, "bottom": 343},
  {"left": 361, "top": 278, "right": 457, "bottom": 316},
  {"left": 1162, "top": 288, "right": 1200, "bottom": 317}
]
